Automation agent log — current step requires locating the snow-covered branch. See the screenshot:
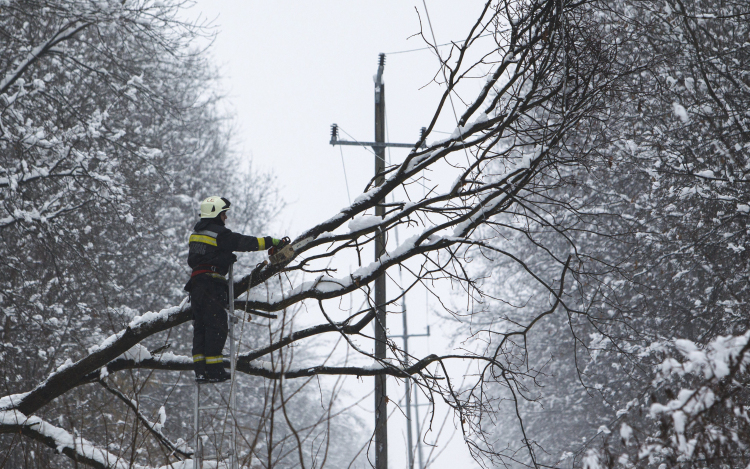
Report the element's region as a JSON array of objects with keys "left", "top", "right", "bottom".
[
  {"left": 91, "top": 352, "right": 444, "bottom": 380},
  {"left": 0, "top": 406, "right": 196, "bottom": 469},
  {"left": 1, "top": 407, "right": 138, "bottom": 469},
  {"left": 11, "top": 303, "right": 191, "bottom": 416},
  {"left": 0, "top": 21, "right": 90, "bottom": 96}
]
